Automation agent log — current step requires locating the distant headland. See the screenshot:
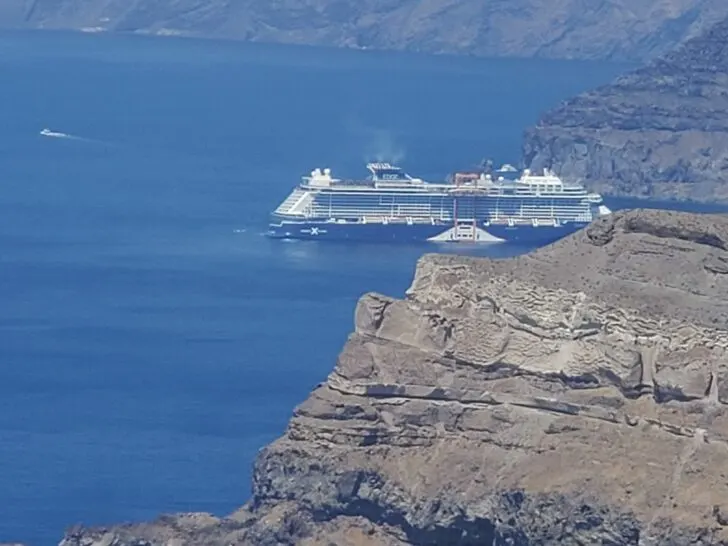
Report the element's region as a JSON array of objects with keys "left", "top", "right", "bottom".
[{"left": 0, "top": 0, "right": 726, "bottom": 62}]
